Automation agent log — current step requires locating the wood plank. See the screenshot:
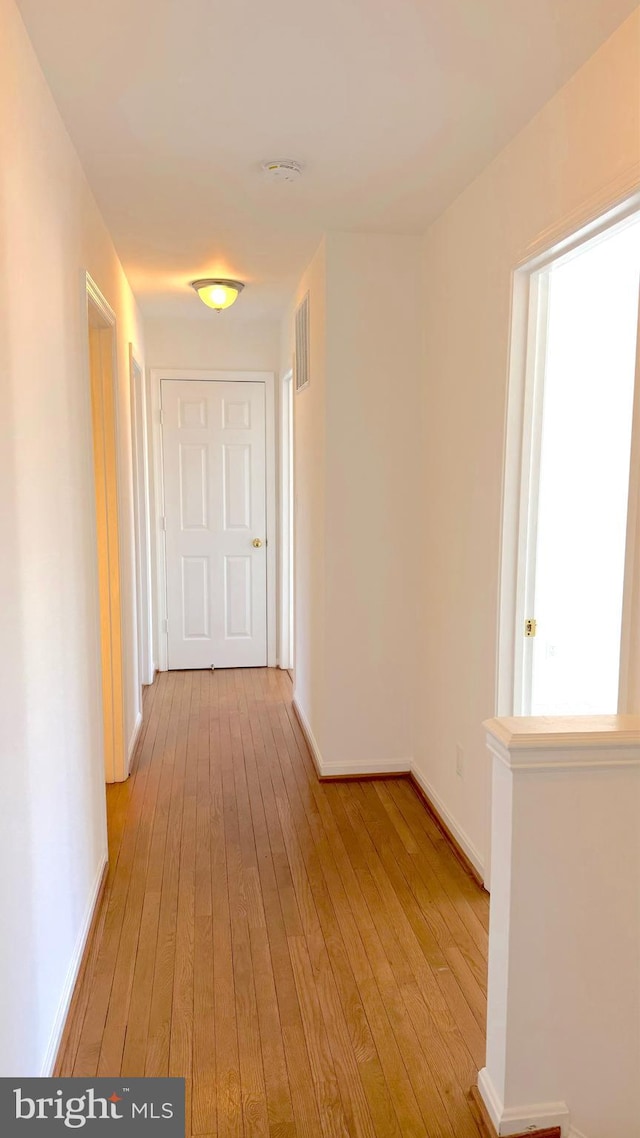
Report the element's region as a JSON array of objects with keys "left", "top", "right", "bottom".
[
  {"left": 209, "top": 671, "right": 243, "bottom": 1138},
  {"left": 277, "top": 707, "right": 460, "bottom": 1138},
  {"left": 279, "top": 704, "right": 478, "bottom": 1137},
  {"left": 241, "top": 670, "right": 324, "bottom": 1138},
  {"left": 223, "top": 673, "right": 270, "bottom": 1137},
  {"left": 145, "top": 671, "right": 193, "bottom": 1076},
  {"left": 72, "top": 673, "right": 173, "bottom": 1074},
  {"left": 99, "top": 672, "right": 180, "bottom": 1075},
  {"left": 62, "top": 668, "right": 489, "bottom": 1138},
  {"left": 169, "top": 670, "right": 199, "bottom": 1135},
  {"left": 191, "top": 673, "right": 216, "bottom": 1135},
  {"left": 234, "top": 675, "right": 297, "bottom": 1138},
  {"left": 268, "top": 704, "right": 425, "bottom": 1138},
  {"left": 121, "top": 672, "right": 186, "bottom": 1074},
  {"left": 351, "top": 781, "right": 486, "bottom": 1068}
]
